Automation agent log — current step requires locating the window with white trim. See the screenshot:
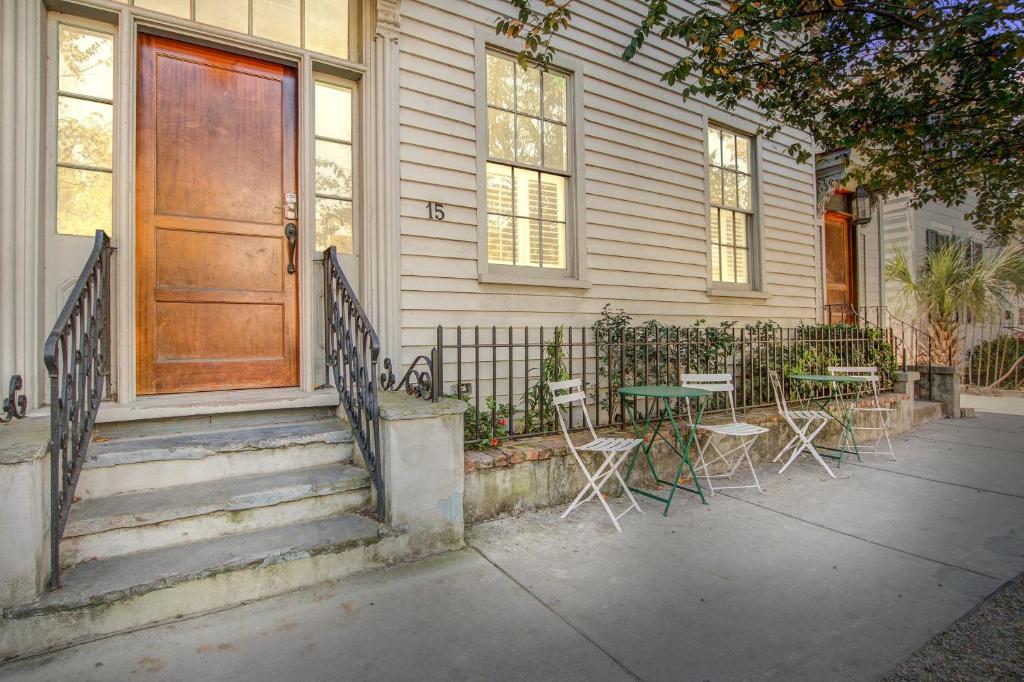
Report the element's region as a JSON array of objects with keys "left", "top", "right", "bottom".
[
  {"left": 484, "top": 51, "right": 569, "bottom": 270},
  {"left": 707, "top": 125, "right": 755, "bottom": 285},
  {"left": 55, "top": 23, "right": 115, "bottom": 236}
]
